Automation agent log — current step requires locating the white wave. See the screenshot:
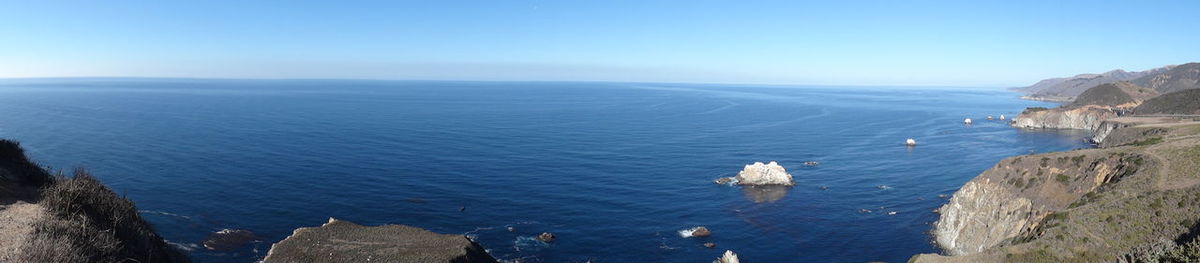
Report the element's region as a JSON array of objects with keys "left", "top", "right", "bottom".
[
  {"left": 167, "top": 241, "right": 199, "bottom": 252},
  {"left": 677, "top": 227, "right": 704, "bottom": 238},
  {"left": 139, "top": 210, "right": 192, "bottom": 220}
]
